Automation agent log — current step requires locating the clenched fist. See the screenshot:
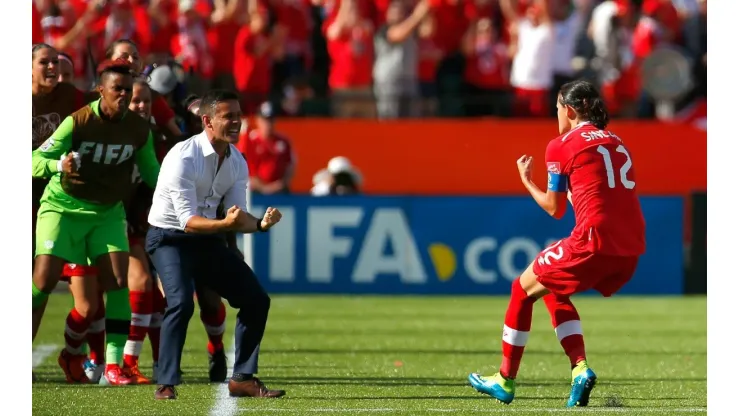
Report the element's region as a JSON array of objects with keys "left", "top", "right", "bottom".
[
  {"left": 516, "top": 154, "right": 533, "bottom": 182},
  {"left": 224, "top": 205, "right": 246, "bottom": 228},
  {"left": 58, "top": 152, "right": 81, "bottom": 174},
  {"left": 260, "top": 207, "right": 282, "bottom": 231}
]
